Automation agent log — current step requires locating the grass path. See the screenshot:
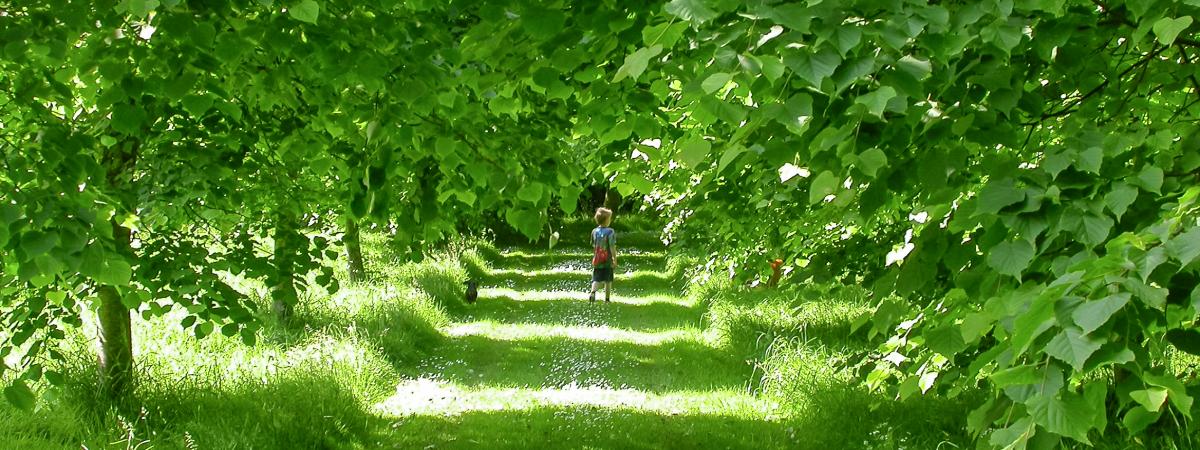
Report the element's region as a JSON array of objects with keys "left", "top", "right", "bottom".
[{"left": 373, "top": 243, "right": 794, "bottom": 449}]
